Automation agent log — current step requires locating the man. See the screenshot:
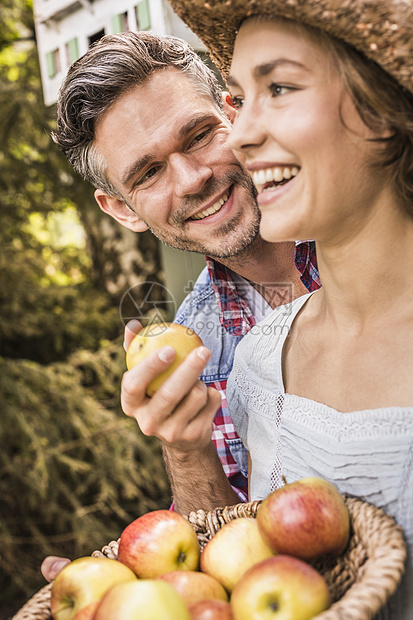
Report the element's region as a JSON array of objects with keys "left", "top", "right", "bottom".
[{"left": 52, "top": 30, "right": 319, "bottom": 516}]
